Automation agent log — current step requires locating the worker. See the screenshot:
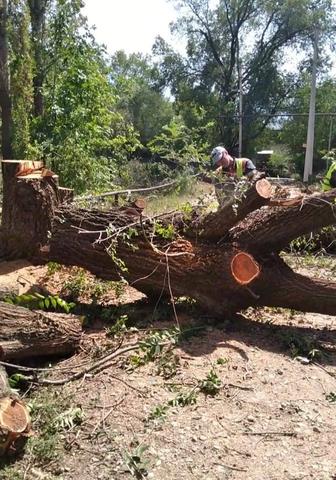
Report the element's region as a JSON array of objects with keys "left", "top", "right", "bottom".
[
  {"left": 321, "top": 160, "right": 336, "bottom": 191},
  {"left": 210, "top": 146, "right": 258, "bottom": 180}
]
